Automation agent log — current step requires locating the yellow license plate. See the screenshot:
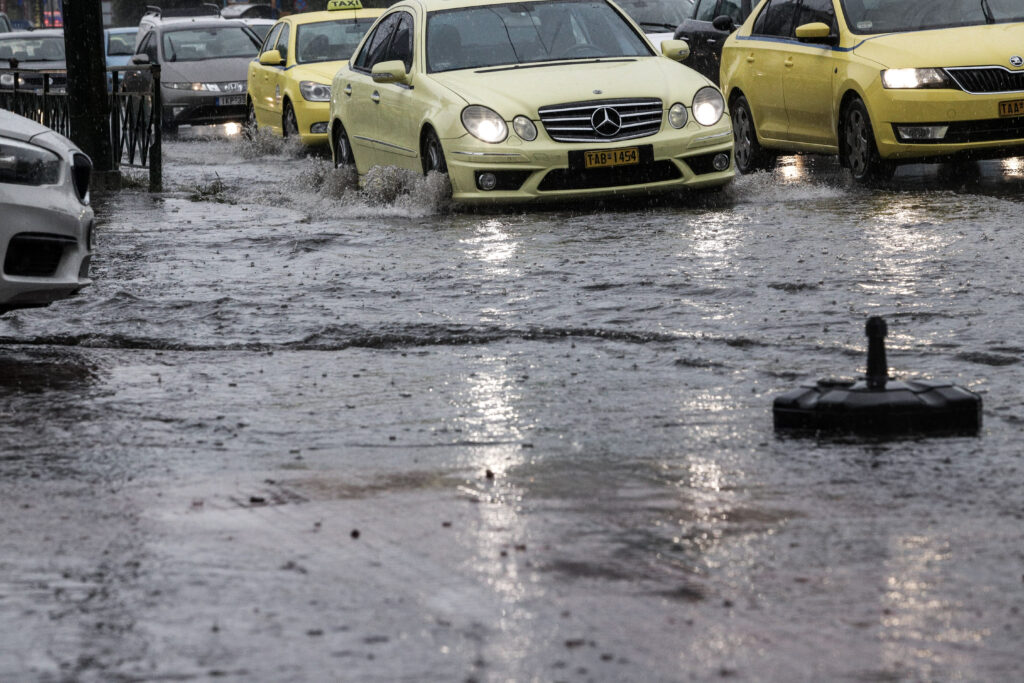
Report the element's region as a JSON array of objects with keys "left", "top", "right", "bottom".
[
  {"left": 998, "top": 98, "right": 1024, "bottom": 117},
  {"left": 584, "top": 148, "right": 639, "bottom": 169}
]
